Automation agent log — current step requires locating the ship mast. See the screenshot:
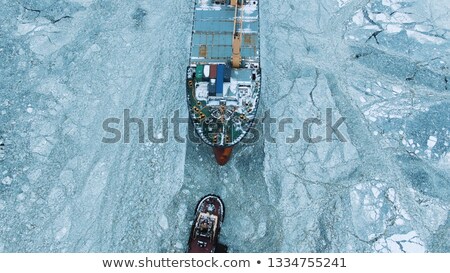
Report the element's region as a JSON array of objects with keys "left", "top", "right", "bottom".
[{"left": 231, "top": 0, "right": 244, "bottom": 68}]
